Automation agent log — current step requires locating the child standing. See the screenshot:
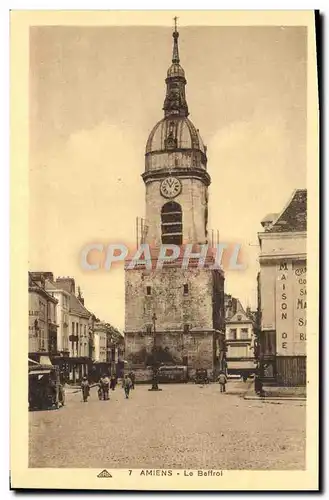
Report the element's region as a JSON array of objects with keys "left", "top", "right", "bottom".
[{"left": 218, "top": 371, "right": 228, "bottom": 393}]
